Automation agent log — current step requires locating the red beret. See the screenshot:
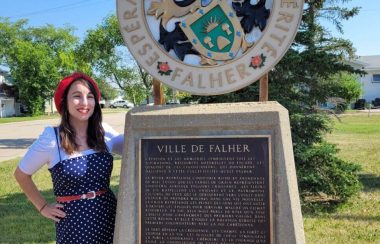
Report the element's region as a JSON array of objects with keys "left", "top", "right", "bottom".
[{"left": 54, "top": 72, "right": 101, "bottom": 114}]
